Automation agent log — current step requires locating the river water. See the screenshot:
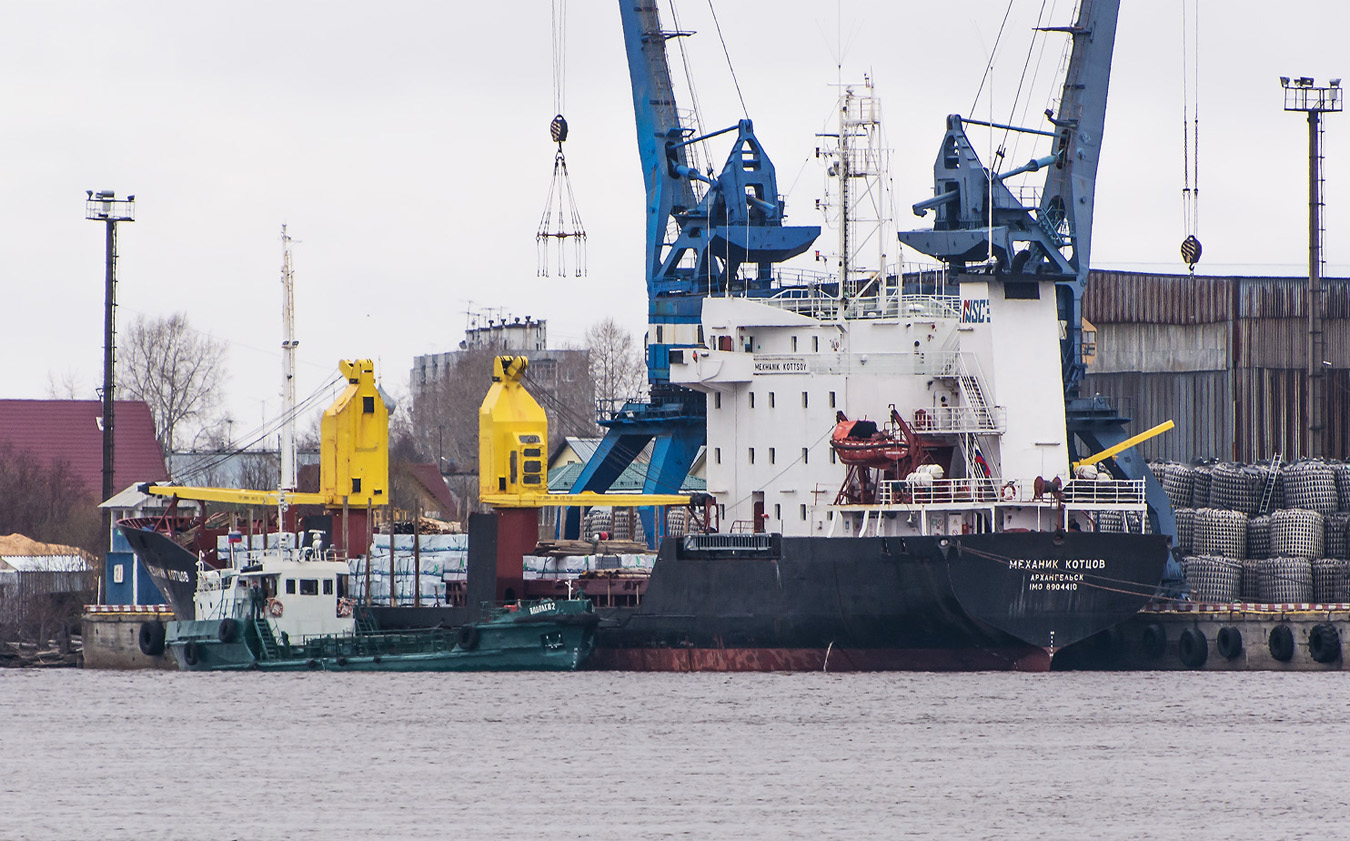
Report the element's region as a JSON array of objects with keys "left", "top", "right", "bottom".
[{"left": 1, "top": 670, "right": 1347, "bottom": 840}]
